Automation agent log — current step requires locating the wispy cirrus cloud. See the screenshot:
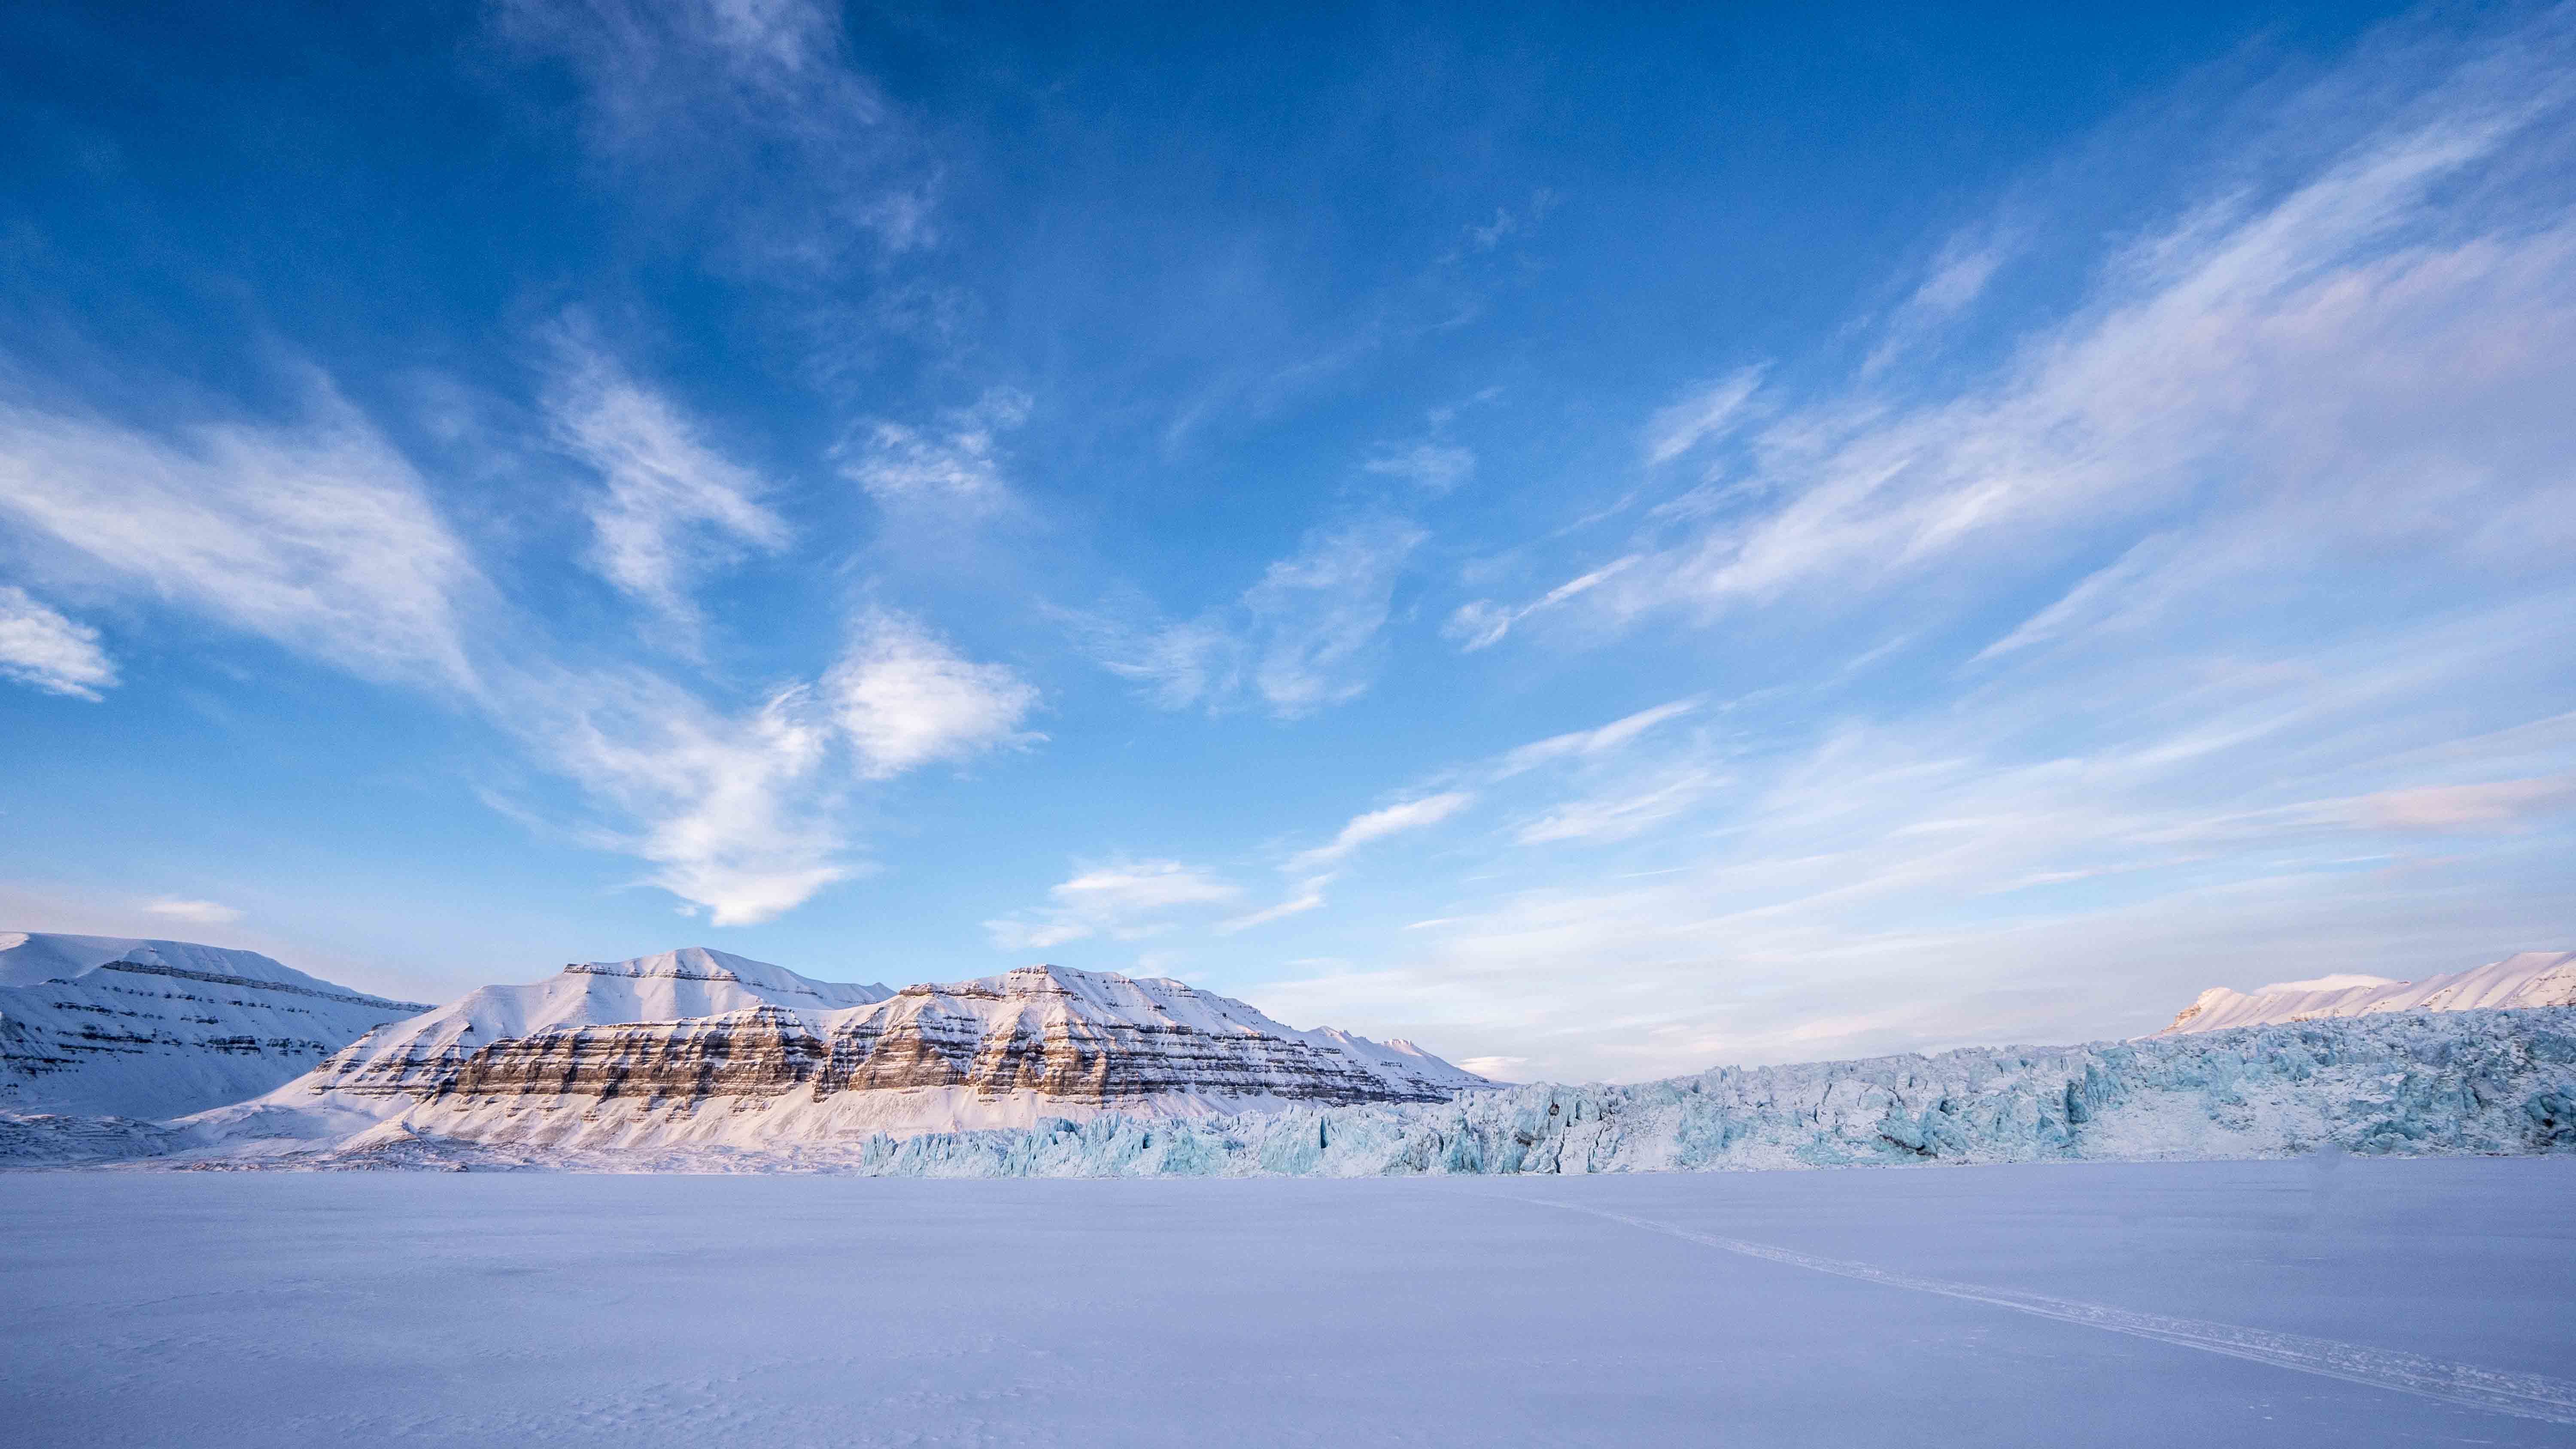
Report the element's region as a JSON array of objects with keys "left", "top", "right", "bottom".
[
  {"left": 548, "top": 345, "right": 791, "bottom": 650},
  {"left": 0, "top": 586, "right": 115, "bottom": 700},
  {"left": 0, "top": 382, "right": 486, "bottom": 692},
  {"left": 1085, "top": 513, "right": 1427, "bottom": 718},
  {"left": 1465, "top": 22, "right": 2576, "bottom": 648},
  {"left": 840, "top": 389, "right": 1031, "bottom": 526},
  {"left": 986, "top": 858, "right": 1241, "bottom": 952},
  {"left": 498, "top": 0, "right": 934, "bottom": 264},
  {"left": 1640, "top": 366, "right": 1764, "bottom": 467},
  {"left": 1221, "top": 791, "right": 1477, "bottom": 935},
  {"left": 1364, "top": 442, "right": 1474, "bottom": 494},
  {"left": 2341, "top": 775, "right": 2576, "bottom": 832},
  {"left": 1285, "top": 792, "right": 1475, "bottom": 874},
  {"left": 0, "top": 352, "right": 1042, "bottom": 927},
  {"left": 1860, "top": 224, "right": 2018, "bottom": 376}
]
